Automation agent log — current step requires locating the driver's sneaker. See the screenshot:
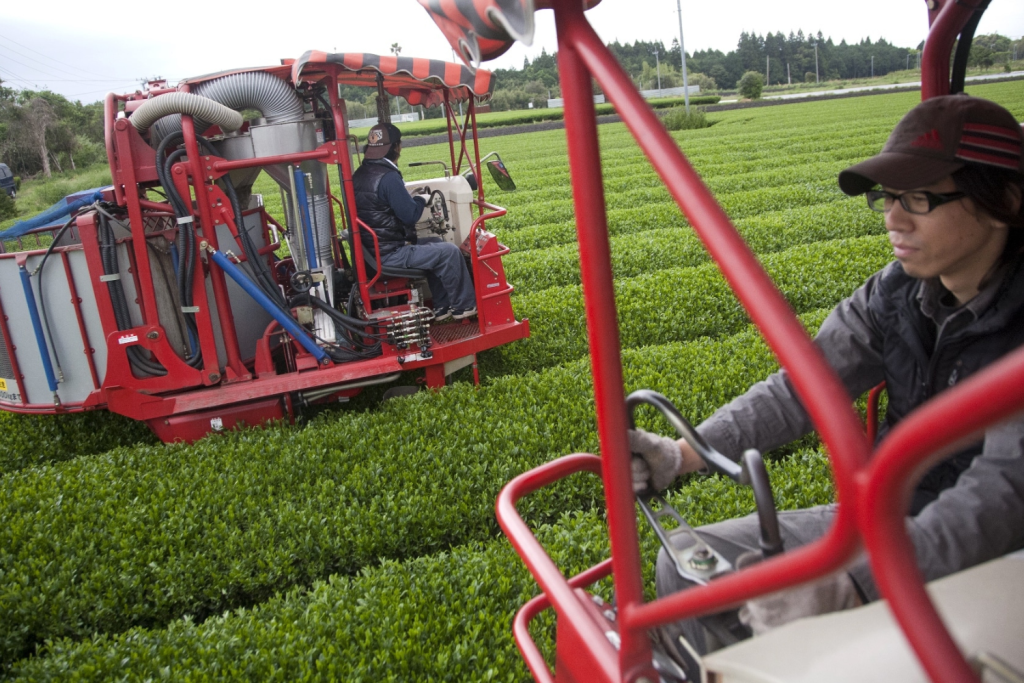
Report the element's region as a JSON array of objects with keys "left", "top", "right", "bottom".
[
  {"left": 433, "top": 307, "right": 452, "bottom": 322},
  {"left": 452, "top": 307, "right": 477, "bottom": 320}
]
